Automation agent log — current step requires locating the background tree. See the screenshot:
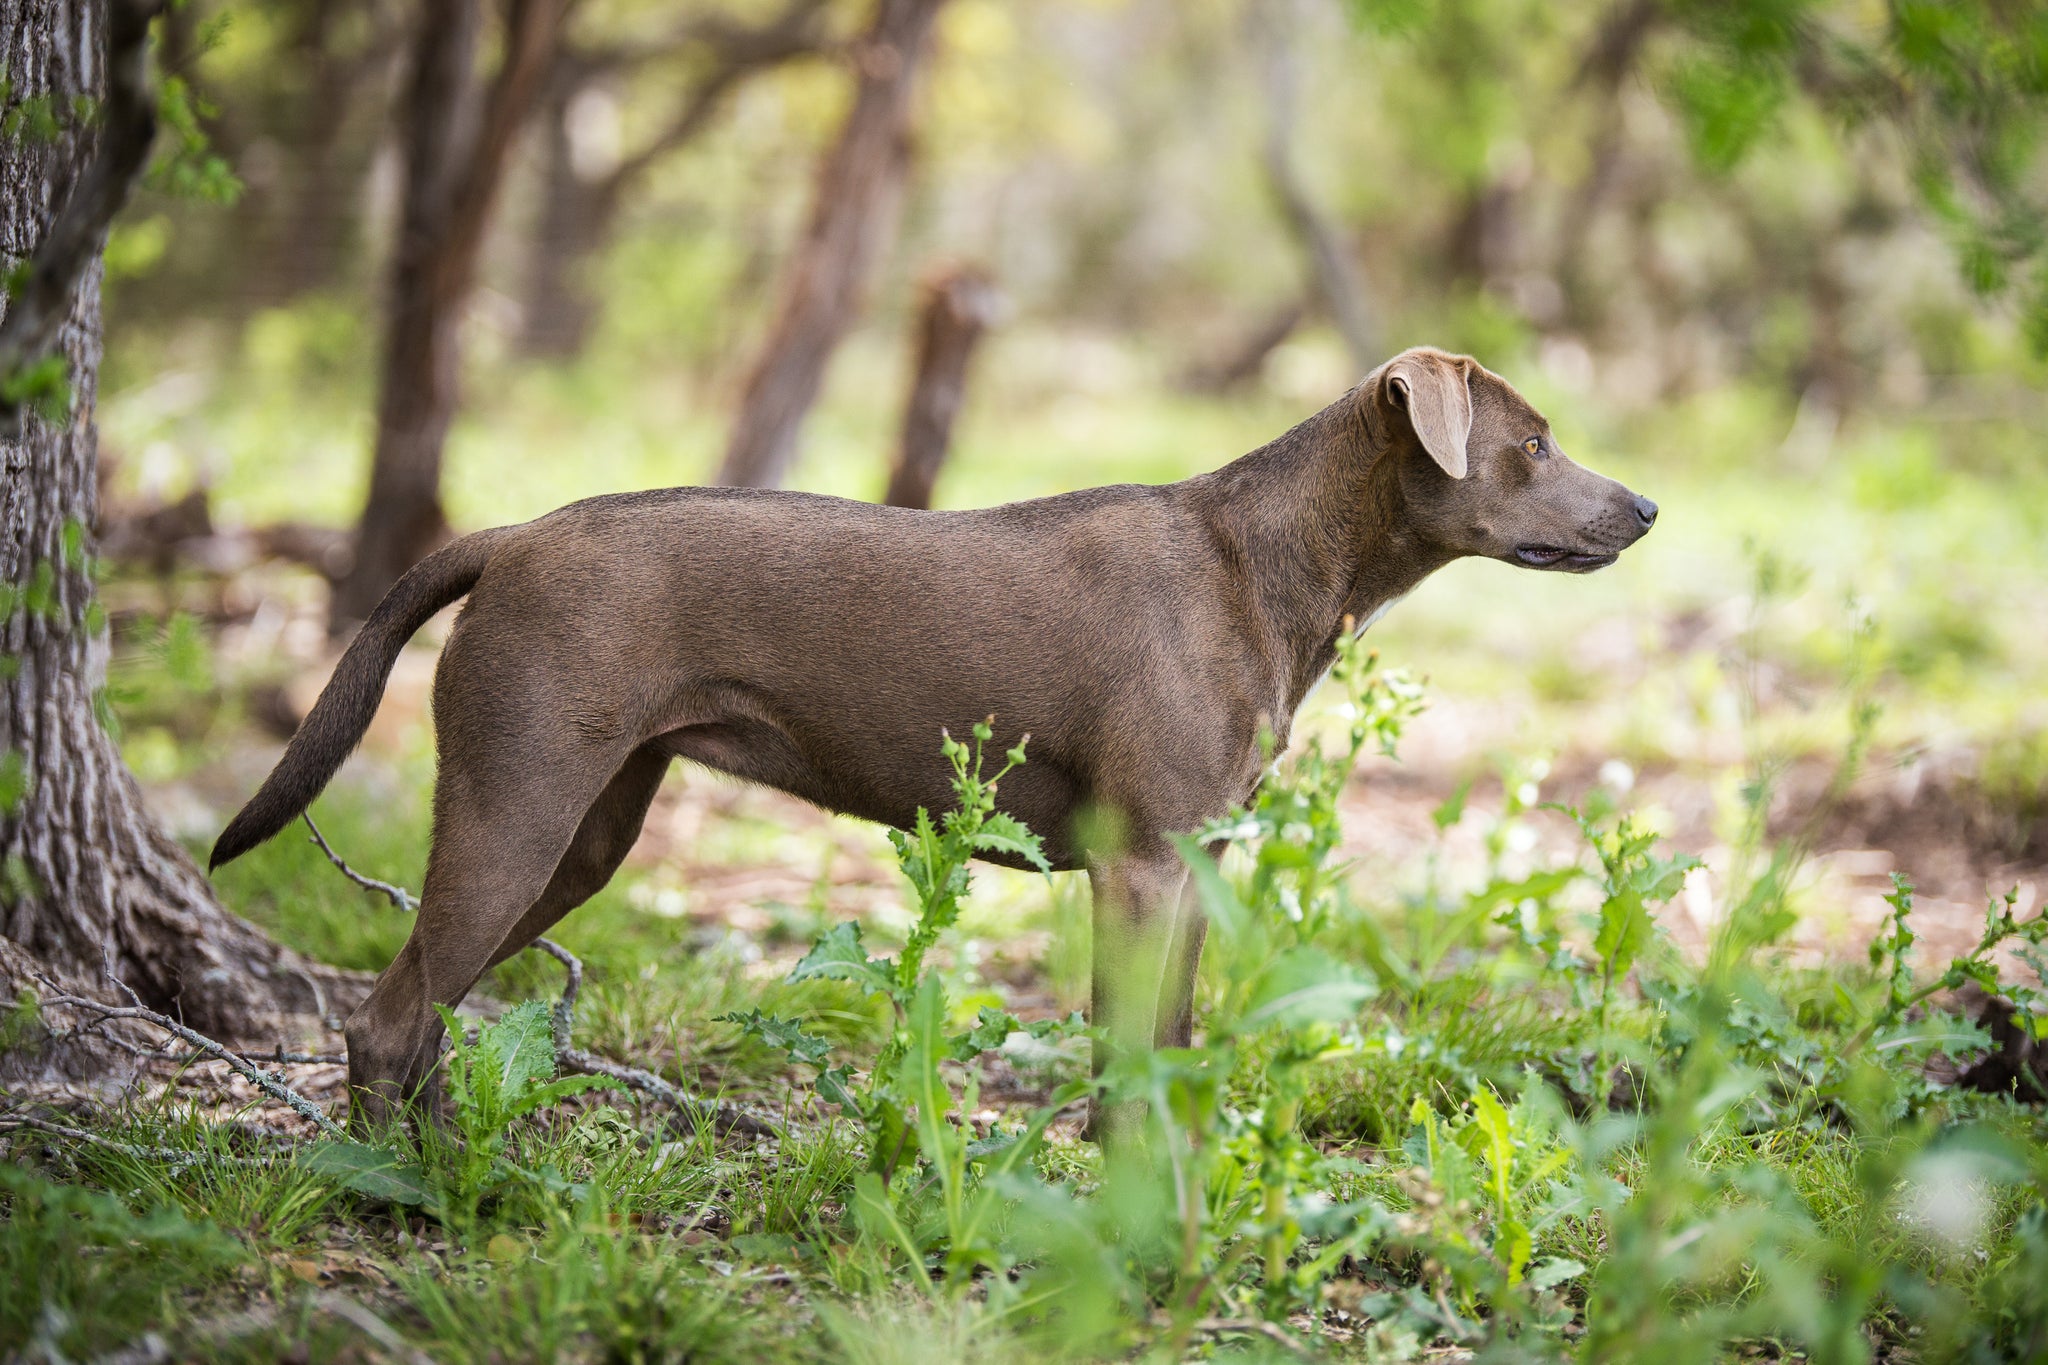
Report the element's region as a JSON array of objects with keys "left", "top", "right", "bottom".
[
  {"left": 715, "top": 0, "right": 949, "bottom": 490},
  {"left": 0, "top": 0, "right": 325, "bottom": 1039},
  {"left": 328, "top": 0, "right": 567, "bottom": 632},
  {"left": 1253, "top": 0, "right": 1374, "bottom": 373},
  {"left": 881, "top": 260, "right": 998, "bottom": 510},
  {"left": 519, "top": 0, "right": 832, "bottom": 359}
]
